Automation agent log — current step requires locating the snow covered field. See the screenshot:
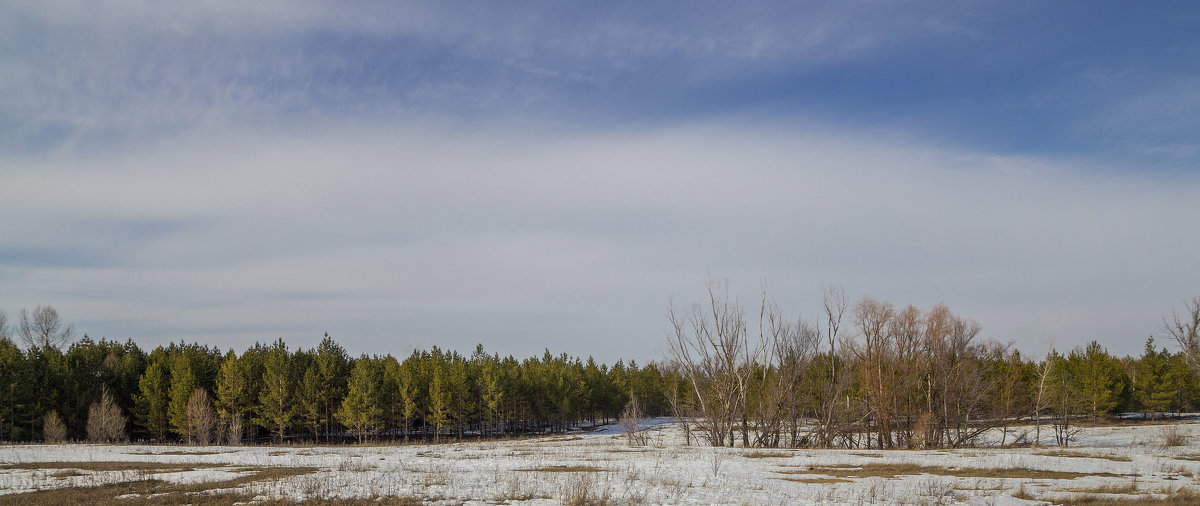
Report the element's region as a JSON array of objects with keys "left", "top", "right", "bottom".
[{"left": 3, "top": 419, "right": 1200, "bottom": 504}]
